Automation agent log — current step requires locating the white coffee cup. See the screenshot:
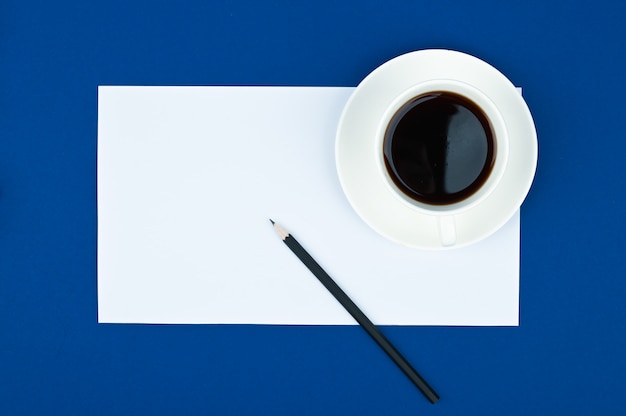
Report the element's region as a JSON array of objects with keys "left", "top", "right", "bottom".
[
  {"left": 335, "top": 49, "right": 537, "bottom": 249},
  {"left": 374, "top": 79, "right": 510, "bottom": 246}
]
